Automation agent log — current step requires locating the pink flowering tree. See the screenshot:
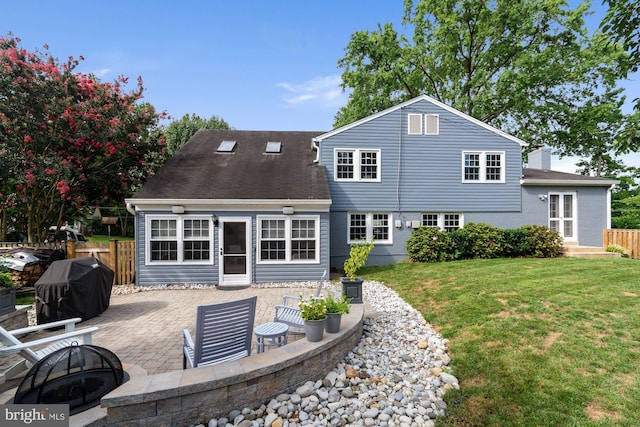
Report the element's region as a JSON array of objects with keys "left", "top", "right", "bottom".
[{"left": 0, "top": 35, "right": 166, "bottom": 242}]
